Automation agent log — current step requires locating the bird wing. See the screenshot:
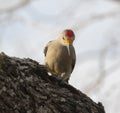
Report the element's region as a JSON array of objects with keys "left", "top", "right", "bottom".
[
  {"left": 71, "top": 48, "right": 76, "bottom": 72},
  {"left": 72, "top": 58, "right": 76, "bottom": 72},
  {"left": 44, "top": 41, "right": 52, "bottom": 56}
]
